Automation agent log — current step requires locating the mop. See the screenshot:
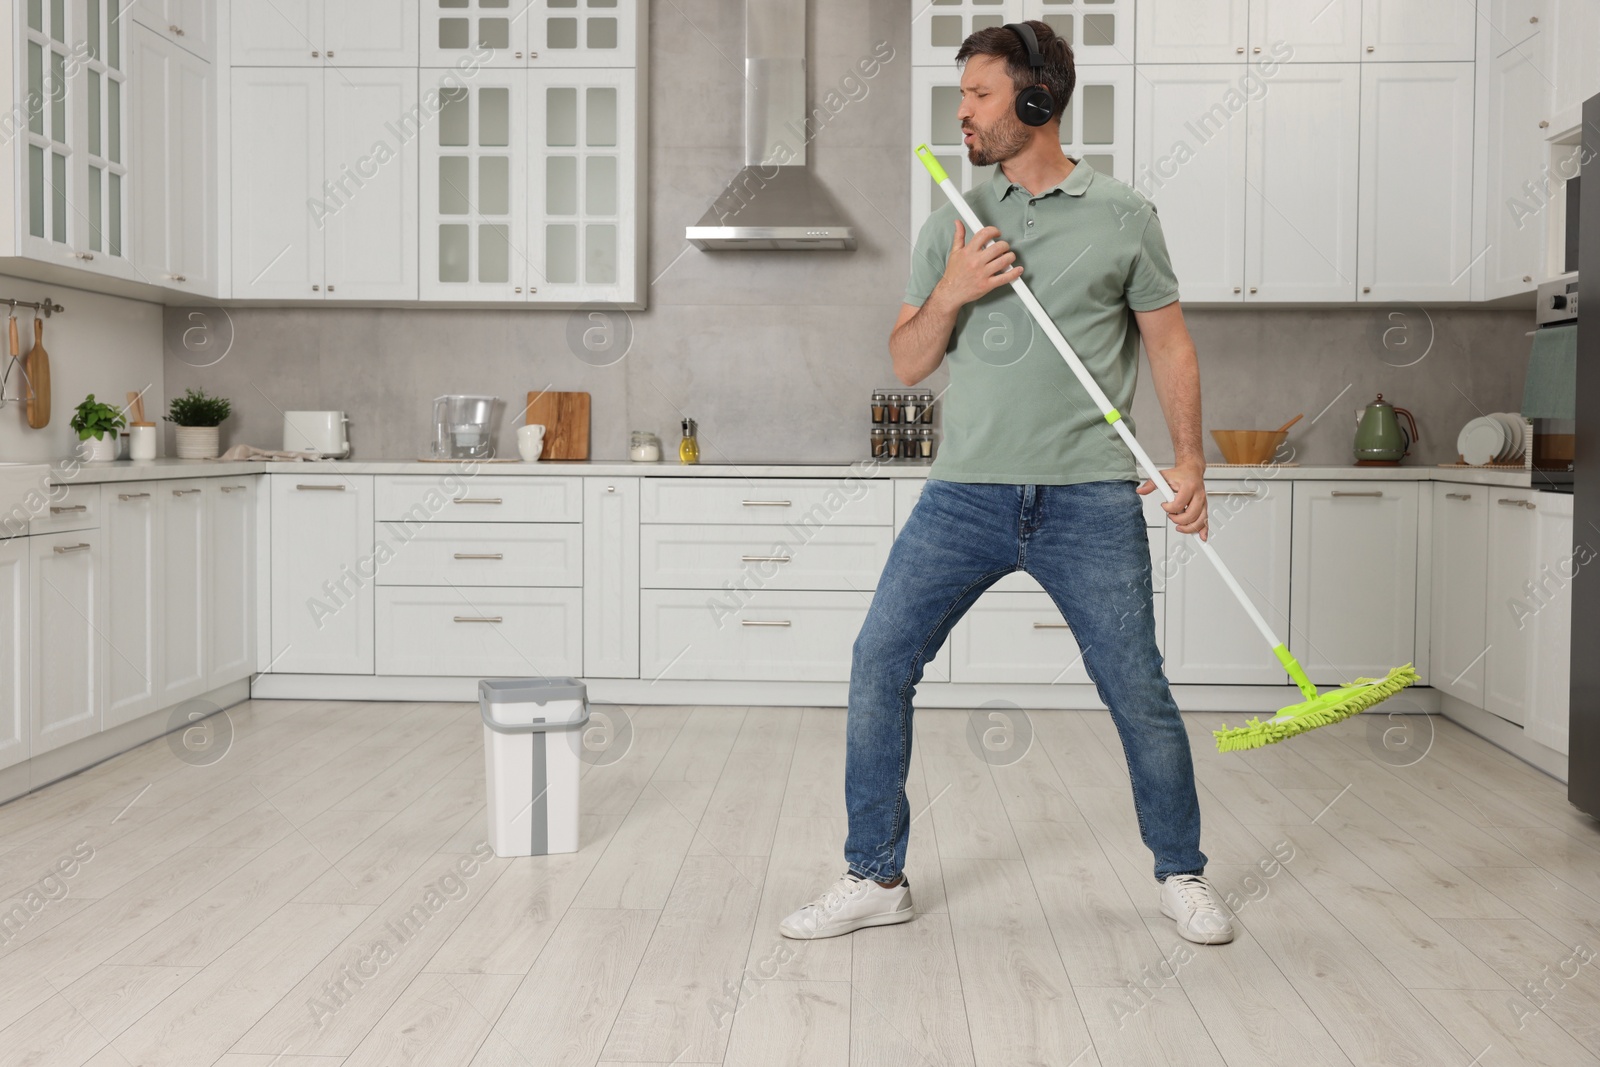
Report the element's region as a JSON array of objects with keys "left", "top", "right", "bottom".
[{"left": 915, "top": 146, "right": 1419, "bottom": 753}]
